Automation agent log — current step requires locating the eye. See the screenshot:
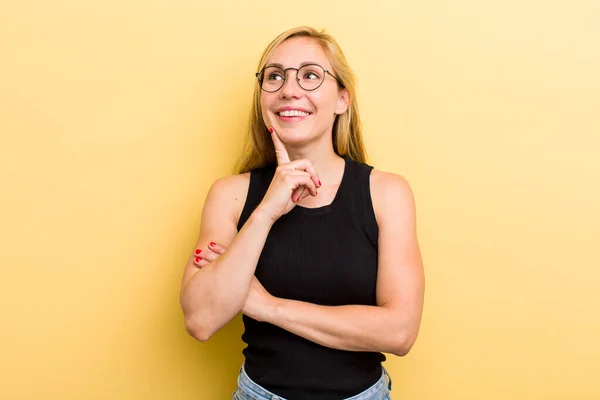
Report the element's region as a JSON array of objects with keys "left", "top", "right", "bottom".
[
  {"left": 302, "top": 70, "right": 321, "bottom": 80},
  {"left": 267, "top": 72, "right": 284, "bottom": 81}
]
